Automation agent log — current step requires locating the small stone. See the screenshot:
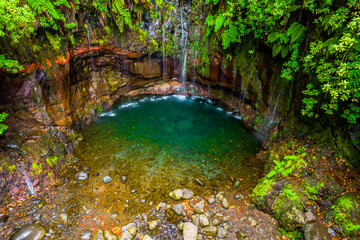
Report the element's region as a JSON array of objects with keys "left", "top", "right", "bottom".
[
  {"left": 234, "top": 194, "right": 240, "bottom": 199},
  {"left": 93, "top": 172, "right": 99, "bottom": 176},
  {"left": 182, "top": 189, "right": 194, "bottom": 199},
  {"left": 169, "top": 189, "right": 184, "bottom": 200},
  {"left": 195, "top": 178, "right": 205, "bottom": 186},
  {"left": 59, "top": 213, "right": 68, "bottom": 223},
  {"left": 216, "top": 192, "right": 225, "bottom": 201},
  {"left": 191, "top": 214, "right": 200, "bottom": 226},
  {"left": 207, "top": 195, "right": 216, "bottom": 205},
  {"left": 211, "top": 217, "right": 222, "bottom": 226},
  {"left": 178, "top": 222, "right": 185, "bottom": 230},
  {"left": 10, "top": 223, "right": 46, "bottom": 240},
  {"left": 248, "top": 217, "right": 257, "bottom": 227},
  {"left": 103, "top": 176, "right": 112, "bottom": 183},
  {"left": 183, "top": 222, "right": 198, "bottom": 240},
  {"left": 194, "top": 201, "right": 204, "bottom": 214},
  {"left": 110, "top": 212, "right": 119, "bottom": 220},
  {"left": 122, "top": 222, "right": 137, "bottom": 233},
  {"left": 92, "top": 230, "right": 105, "bottom": 240},
  {"left": 93, "top": 187, "right": 98, "bottom": 192},
  {"left": 233, "top": 180, "right": 240, "bottom": 189},
  {"left": 202, "top": 226, "right": 217, "bottom": 236},
  {"left": 80, "top": 230, "right": 92, "bottom": 240},
  {"left": 305, "top": 211, "right": 317, "bottom": 223},
  {"left": 119, "top": 231, "right": 133, "bottom": 240},
  {"left": 217, "top": 227, "right": 227, "bottom": 238},
  {"left": 221, "top": 198, "right": 229, "bottom": 209},
  {"left": 104, "top": 230, "right": 118, "bottom": 240},
  {"left": 199, "top": 214, "right": 209, "bottom": 227},
  {"left": 127, "top": 227, "right": 137, "bottom": 236},
  {"left": 142, "top": 235, "right": 152, "bottom": 240},
  {"left": 131, "top": 190, "right": 136, "bottom": 193},
  {"left": 141, "top": 199, "right": 146, "bottom": 203},
  {"left": 74, "top": 171, "right": 88, "bottom": 181},
  {"left": 172, "top": 204, "right": 184, "bottom": 215},
  {"left": 149, "top": 220, "right": 158, "bottom": 231},
  {"left": 121, "top": 176, "right": 127, "bottom": 181}
]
